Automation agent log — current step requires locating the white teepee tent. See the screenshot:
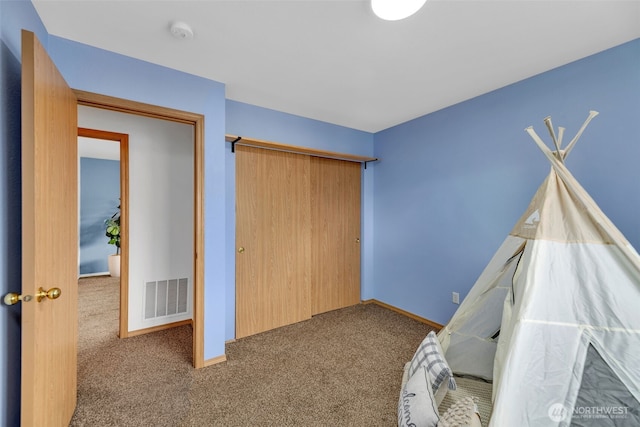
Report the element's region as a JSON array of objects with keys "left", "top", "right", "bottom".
[{"left": 438, "top": 112, "right": 640, "bottom": 426}]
